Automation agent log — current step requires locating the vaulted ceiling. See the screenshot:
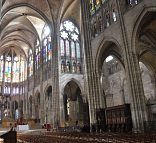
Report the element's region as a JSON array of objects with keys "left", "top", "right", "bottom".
[{"left": 0, "top": 0, "right": 80, "bottom": 59}]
